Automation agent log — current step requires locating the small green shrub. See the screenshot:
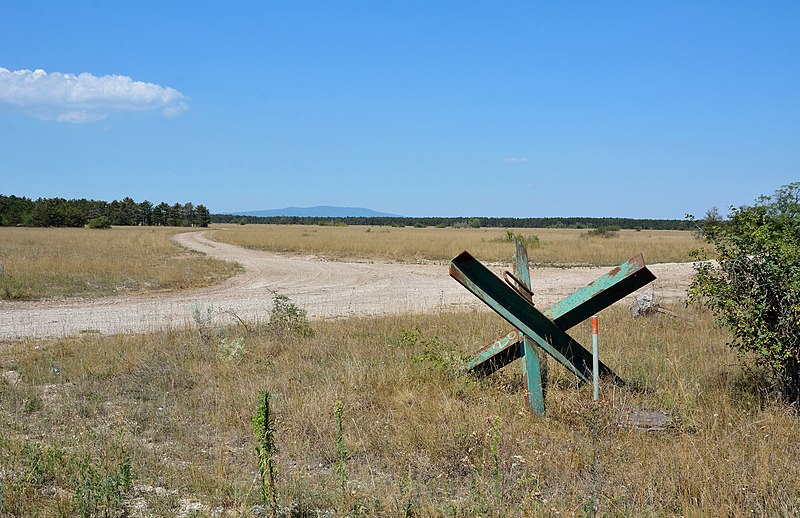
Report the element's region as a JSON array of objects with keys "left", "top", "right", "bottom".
[
  {"left": 497, "top": 230, "right": 540, "bottom": 248},
  {"left": 585, "top": 225, "right": 620, "bottom": 238},
  {"left": 390, "top": 326, "right": 421, "bottom": 348},
  {"left": 86, "top": 216, "right": 111, "bottom": 229},
  {"left": 268, "top": 294, "right": 313, "bottom": 337},
  {"left": 411, "top": 334, "right": 464, "bottom": 371}
]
